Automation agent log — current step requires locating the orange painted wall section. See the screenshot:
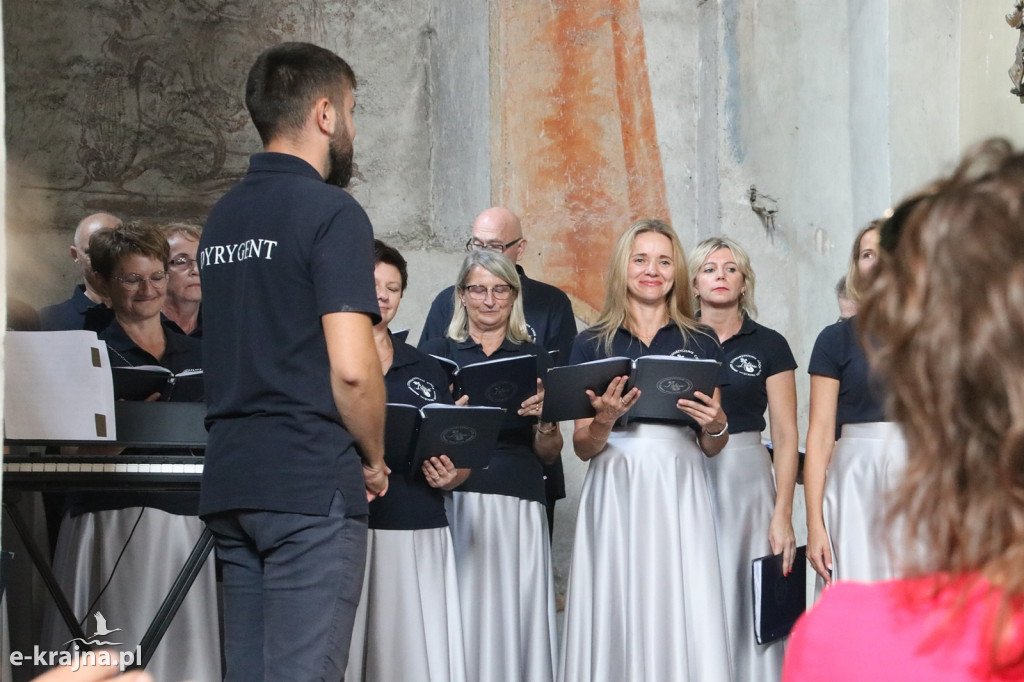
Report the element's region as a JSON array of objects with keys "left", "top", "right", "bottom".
[{"left": 496, "top": 0, "right": 669, "bottom": 318}]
